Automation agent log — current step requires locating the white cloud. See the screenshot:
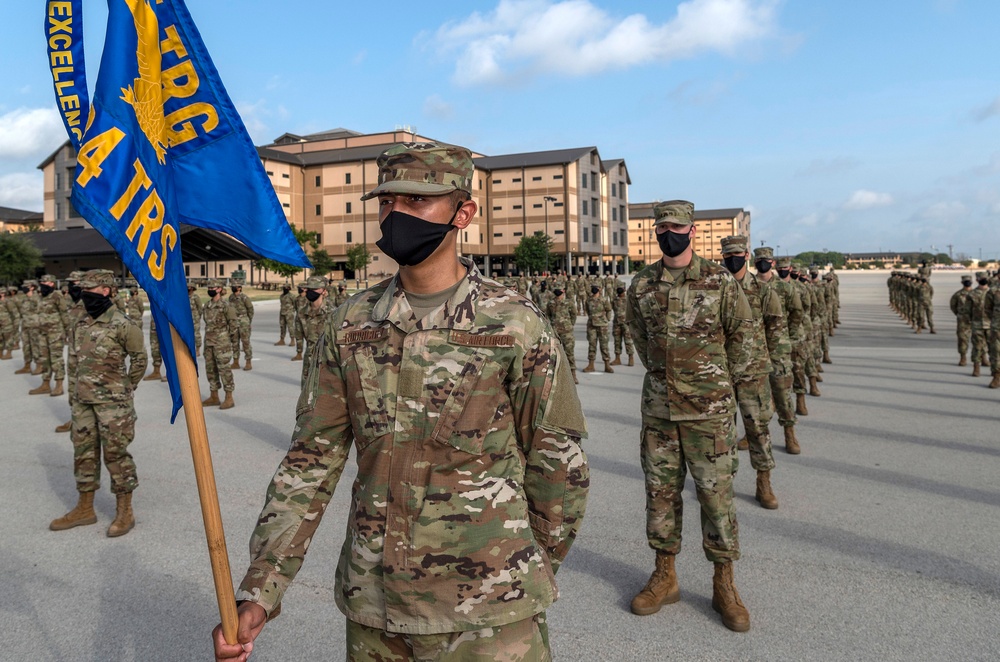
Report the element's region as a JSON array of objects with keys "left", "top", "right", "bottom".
[
  {"left": 0, "top": 108, "right": 67, "bottom": 159},
  {"left": 0, "top": 172, "right": 43, "bottom": 210},
  {"left": 920, "top": 201, "right": 966, "bottom": 220},
  {"left": 844, "top": 189, "right": 893, "bottom": 210},
  {"left": 423, "top": 95, "right": 454, "bottom": 120},
  {"left": 430, "top": 0, "right": 781, "bottom": 85}
]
